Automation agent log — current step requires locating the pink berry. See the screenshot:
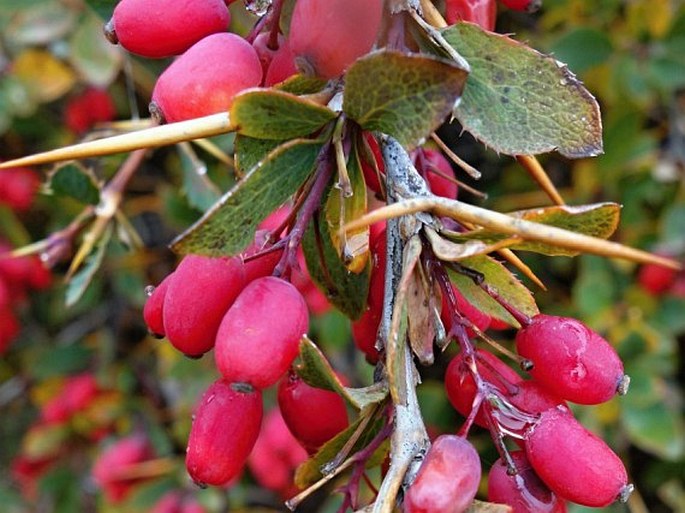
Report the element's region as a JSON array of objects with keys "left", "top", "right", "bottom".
[
  {"left": 215, "top": 276, "right": 309, "bottom": 389},
  {"left": 404, "top": 435, "right": 481, "bottom": 513},
  {"left": 264, "top": 38, "right": 298, "bottom": 86},
  {"left": 445, "top": 0, "right": 497, "bottom": 31},
  {"left": 445, "top": 349, "right": 522, "bottom": 427},
  {"left": 151, "top": 33, "right": 262, "bottom": 123},
  {"left": 525, "top": 407, "right": 631, "bottom": 507},
  {"left": 515, "top": 314, "right": 626, "bottom": 404},
  {"left": 420, "top": 149, "right": 458, "bottom": 199},
  {"left": 92, "top": 434, "right": 155, "bottom": 503},
  {"left": 488, "top": 451, "right": 567, "bottom": 513},
  {"left": 441, "top": 284, "right": 491, "bottom": 338},
  {"left": 64, "top": 88, "right": 116, "bottom": 134},
  {"left": 163, "top": 255, "right": 246, "bottom": 357},
  {"left": 247, "top": 408, "right": 307, "bottom": 499},
  {"left": 360, "top": 132, "right": 385, "bottom": 194},
  {"left": 288, "top": 0, "right": 383, "bottom": 79},
  {"left": 0, "top": 167, "right": 40, "bottom": 211},
  {"left": 277, "top": 369, "right": 349, "bottom": 453},
  {"left": 499, "top": 0, "right": 541, "bottom": 13},
  {"left": 186, "top": 380, "right": 263, "bottom": 486},
  {"left": 0, "top": 308, "right": 20, "bottom": 354},
  {"left": 637, "top": 261, "right": 678, "bottom": 295},
  {"left": 107, "top": 0, "right": 231, "bottom": 58},
  {"left": 143, "top": 273, "right": 173, "bottom": 337}
]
